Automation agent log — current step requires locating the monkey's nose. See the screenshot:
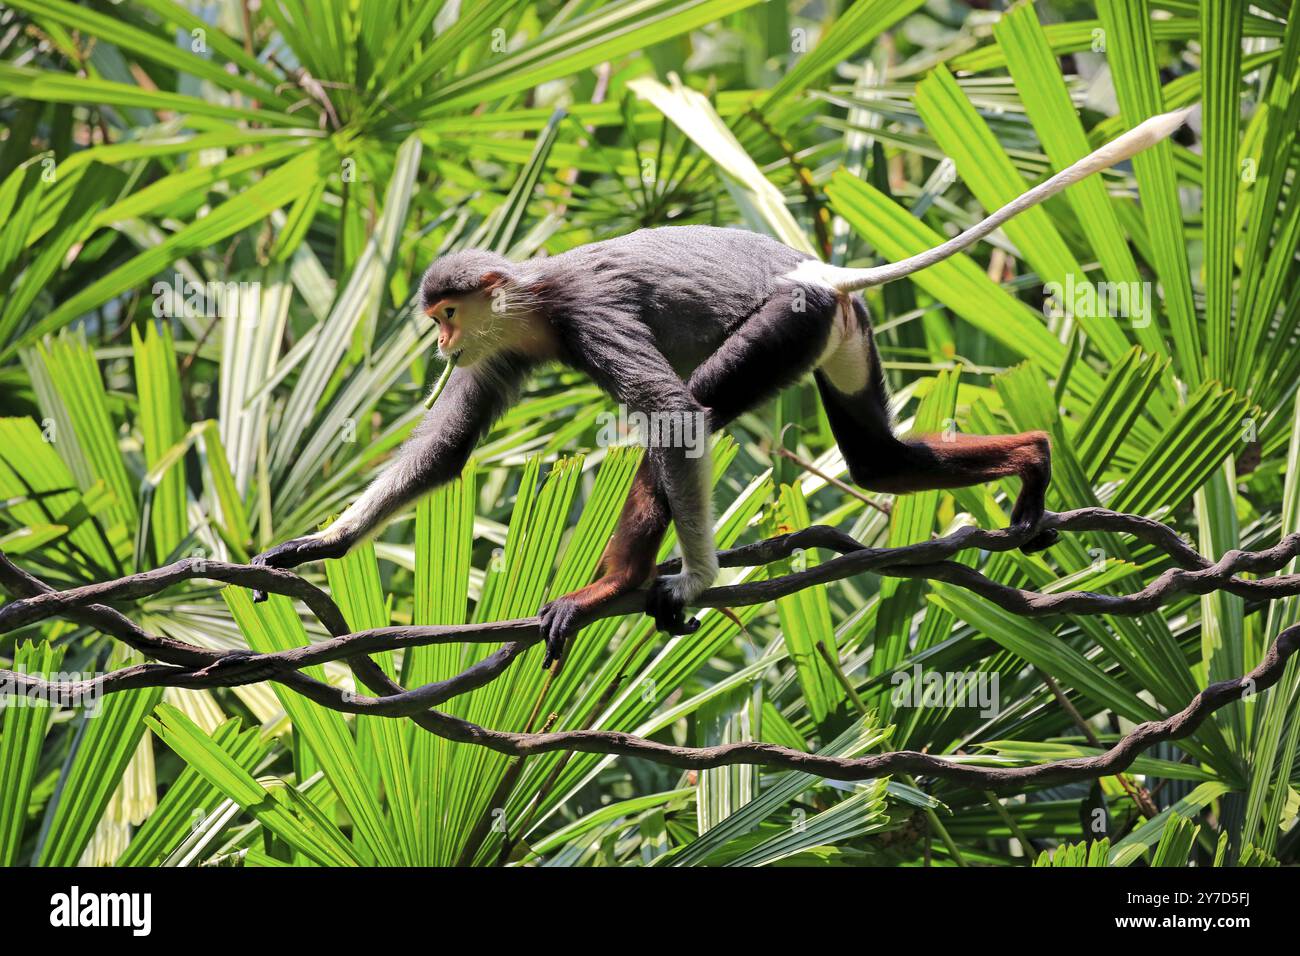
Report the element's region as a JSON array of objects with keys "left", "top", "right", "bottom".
[{"left": 438, "top": 324, "right": 461, "bottom": 353}]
